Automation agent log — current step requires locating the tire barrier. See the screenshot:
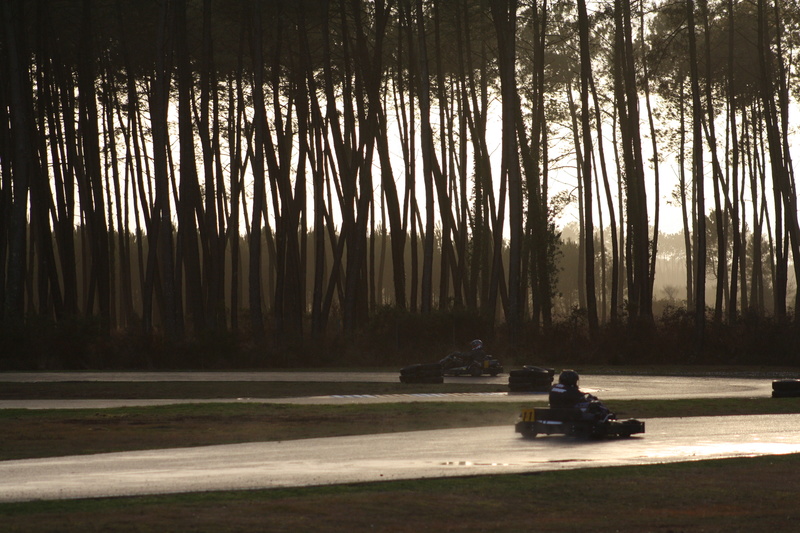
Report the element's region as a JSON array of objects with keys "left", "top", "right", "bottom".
[
  {"left": 508, "top": 366, "right": 555, "bottom": 392},
  {"left": 399, "top": 363, "right": 444, "bottom": 384},
  {"left": 772, "top": 379, "right": 800, "bottom": 398}
]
